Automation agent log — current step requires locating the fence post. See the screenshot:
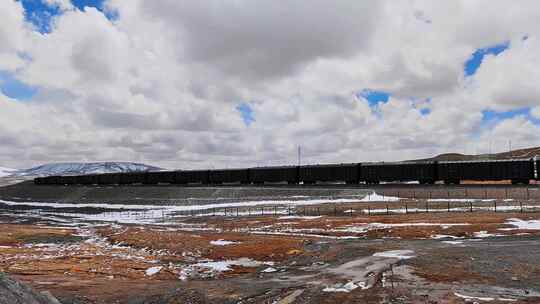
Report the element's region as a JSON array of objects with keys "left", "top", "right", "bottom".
[
  {"left": 386, "top": 205, "right": 389, "bottom": 215},
  {"left": 288, "top": 206, "right": 291, "bottom": 216},
  {"left": 405, "top": 203, "right": 408, "bottom": 214},
  {"left": 261, "top": 207, "right": 264, "bottom": 216},
  {"left": 237, "top": 207, "right": 239, "bottom": 217},
  {"left": 368, "top": 205, "right": 370, "bottom": 216},
  {"left": 470, "top": 201, "right": 473, "bottom": 212},
  {"left": 213, "top": 208, "right": 215, "bottom": 216},
  {"left": 447, "top": 201, "right": 450, "bottom": 212},
  {"left": 274, "top": 206, "right": 277, "bottom": 216},
  {"left": 494, "top": 201, "right": 497, "bottom": 213},
  {"left": 520, "top": 201, "right": 523, "bottom": 213},
  {"left": 425, "top": 201, "right": 429, "bottom": 213}
]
